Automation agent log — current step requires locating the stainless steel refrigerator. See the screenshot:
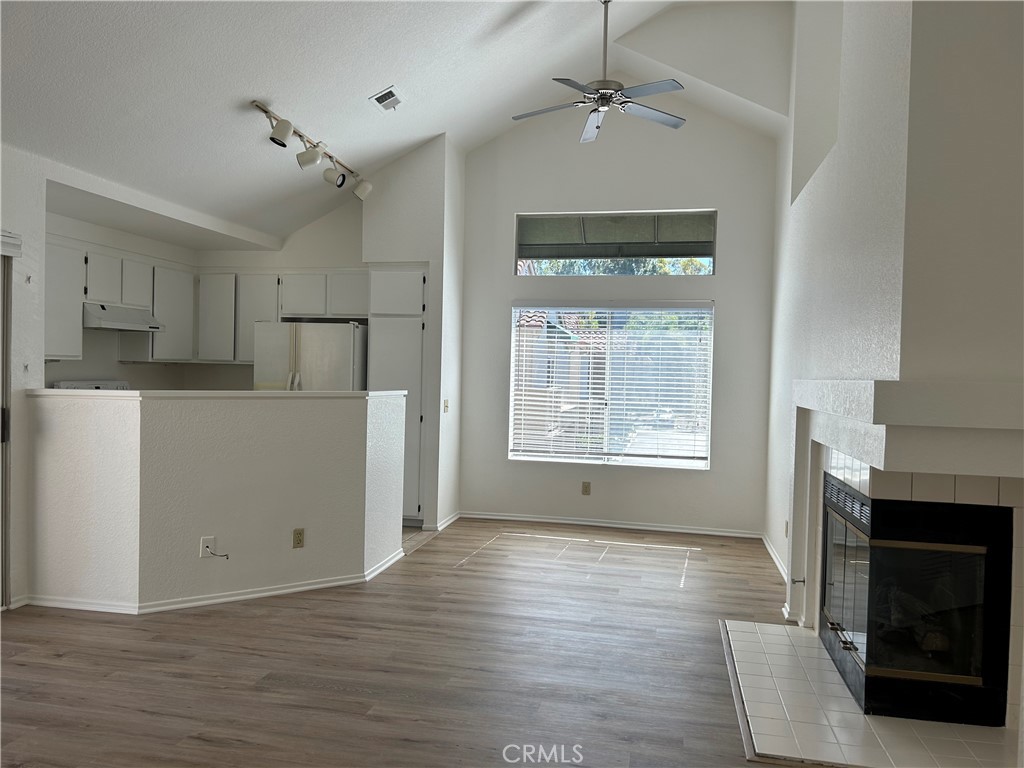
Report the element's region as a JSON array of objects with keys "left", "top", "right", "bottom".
[{"left": 253, "top": 321, "right": 368, "bottom": 391}]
